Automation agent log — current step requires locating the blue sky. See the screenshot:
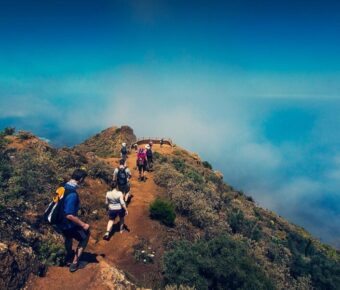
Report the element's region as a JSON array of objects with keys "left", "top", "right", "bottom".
[{"left": 0, "top": 0, "right": 340, "bottom": 247}]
